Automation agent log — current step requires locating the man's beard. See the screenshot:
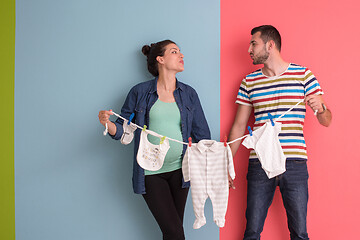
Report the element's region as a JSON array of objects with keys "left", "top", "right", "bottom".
[{"left": 252, "top": 48, "right": 269, "bottom": 65}]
